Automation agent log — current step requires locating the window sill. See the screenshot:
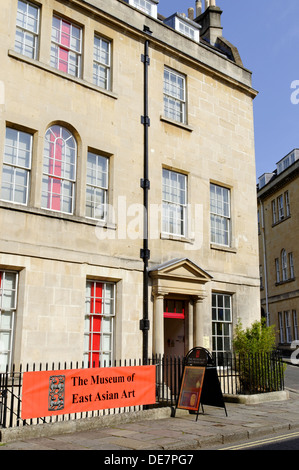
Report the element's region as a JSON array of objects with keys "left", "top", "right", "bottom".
[
  {"left": 8, "top": 49, "right": 118, "bottom": 100},
  {"left": 0, "top": 200, "right": 117, "bottom": 230},
  {"left": 160, "top": 232, "right": 194, "bottom": 244},
  {"left": 210, "top": 243, "right": 237, "bottom": 253},
  {"left": 275, "top": 277, "right": 296, "bottom": 287},
  {"left": 272, "top": 214, "right": 291, "bottom": 227},
  {"left": 160, "top": 115, "right": 193, "bottom": 132}
]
